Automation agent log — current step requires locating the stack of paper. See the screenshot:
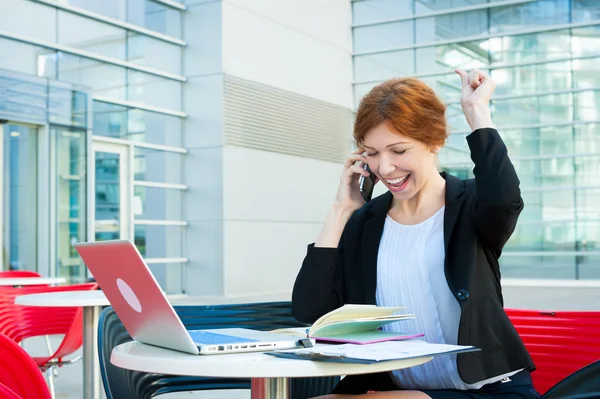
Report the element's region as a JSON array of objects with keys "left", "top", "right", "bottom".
[{"left": 268, "top": 340, "right": 478, "bottom": 364}]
